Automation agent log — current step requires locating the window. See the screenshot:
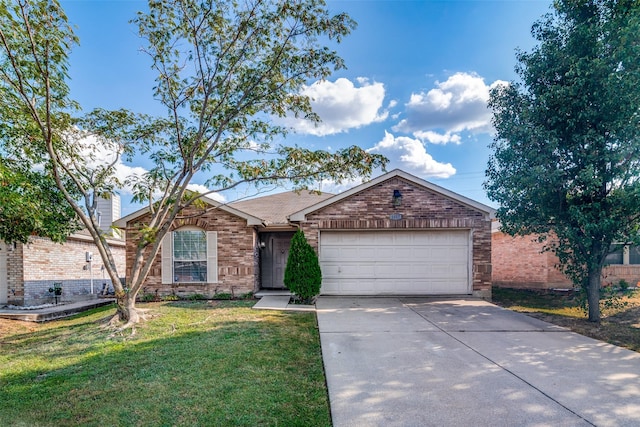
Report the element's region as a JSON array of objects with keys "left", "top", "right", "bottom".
[
  {"left": 161, "top": 229, "right": 218, "bottom": 284},
  {"left": 605, "top": 244, "right": 624, "bottom": 265},
  {"left": 629, "top": 246, "right": 640, "bottom": 265},
  {"left": 605, "top": 243, "right": 640, "bottom": 266},
  {"left": 173, "top": 230, "right": 207, "bottom": 282}
]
